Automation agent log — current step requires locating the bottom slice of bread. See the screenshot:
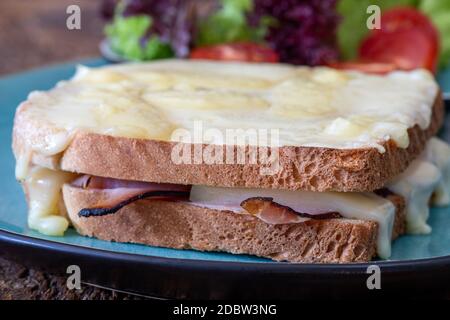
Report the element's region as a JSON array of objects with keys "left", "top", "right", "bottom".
[{"left": 63, "top": 185, "right": 406, "bottom": 263}]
